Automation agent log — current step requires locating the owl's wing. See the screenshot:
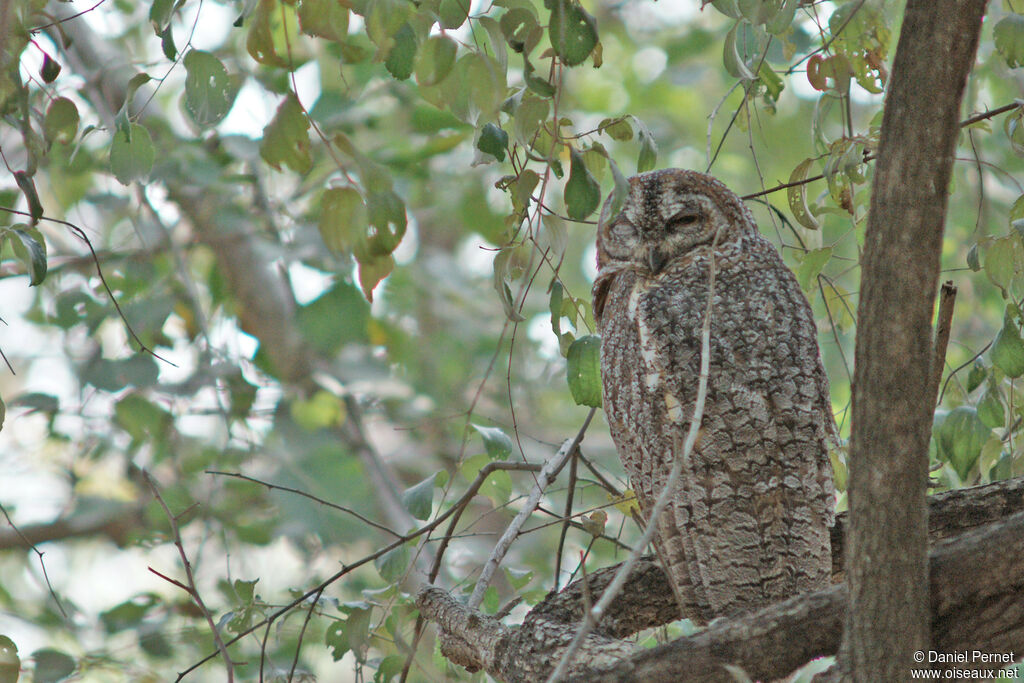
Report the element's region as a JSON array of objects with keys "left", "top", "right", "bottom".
[{"left": 640, "top": 241, "right": 835, "bottom": 619}]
